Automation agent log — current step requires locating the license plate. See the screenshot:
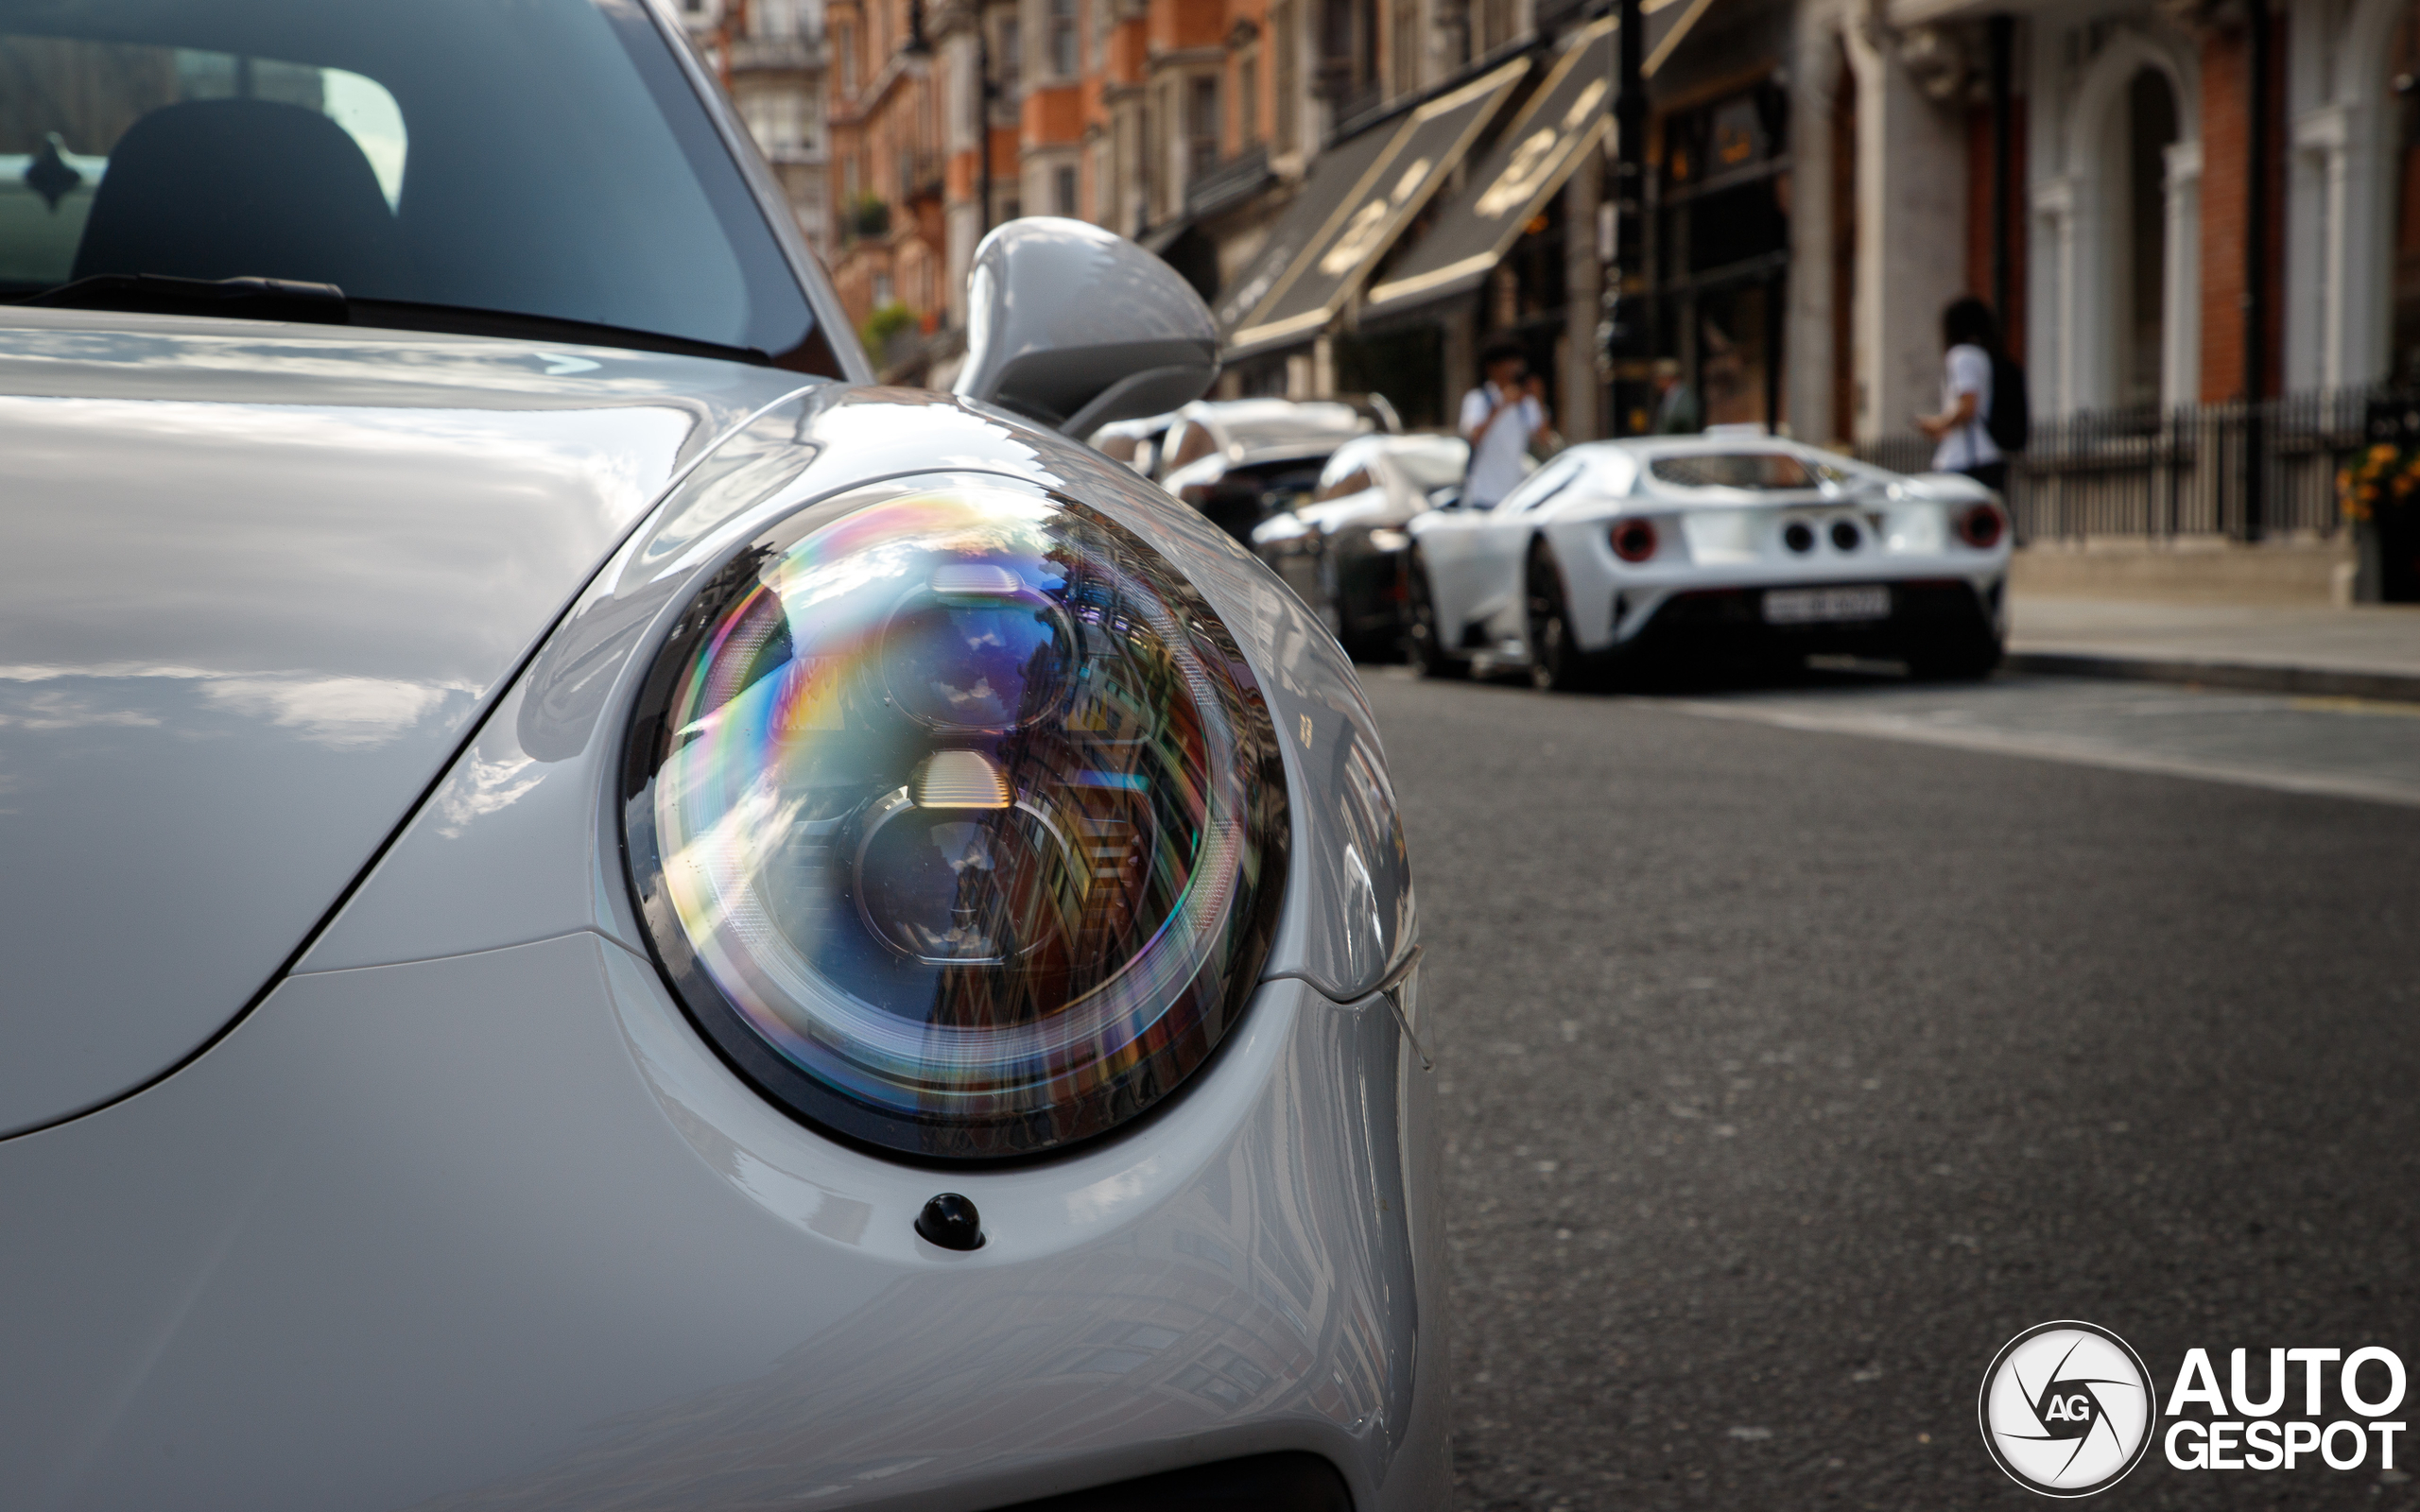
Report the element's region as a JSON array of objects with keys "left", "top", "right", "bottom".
[{"left": 1761, "top": 585, "right": 1891, "bottom": 625}]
